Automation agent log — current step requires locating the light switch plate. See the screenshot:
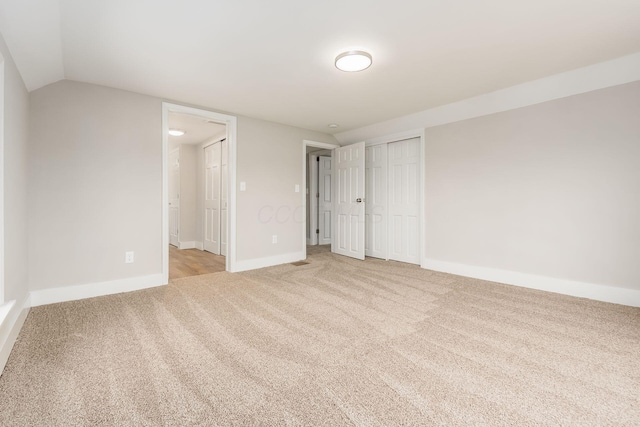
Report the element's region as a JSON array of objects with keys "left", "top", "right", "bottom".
[{"left": 240, "top": 182, "right": 246, "bottom": 191}]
